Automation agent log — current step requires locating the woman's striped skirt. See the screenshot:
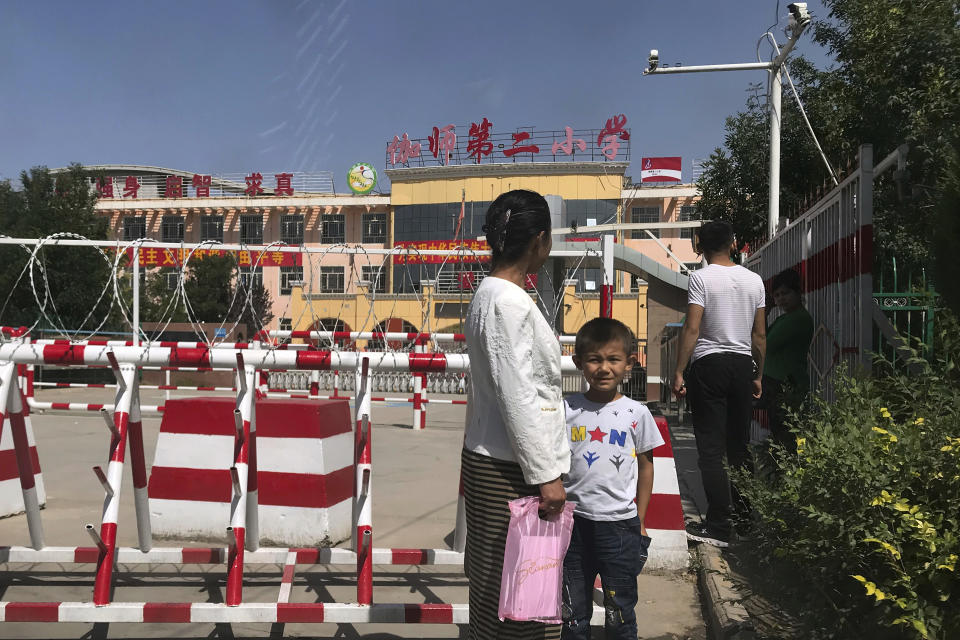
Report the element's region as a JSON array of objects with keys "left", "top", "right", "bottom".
[{"left": 461, "top": 448, "right": 561, "bottom": 640}]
